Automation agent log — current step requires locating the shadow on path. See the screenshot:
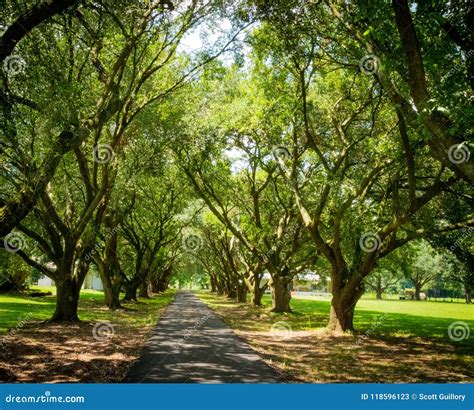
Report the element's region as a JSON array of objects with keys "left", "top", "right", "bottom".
[{"left": 124, "top": 291, "right": 285, "bottom": 383}]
